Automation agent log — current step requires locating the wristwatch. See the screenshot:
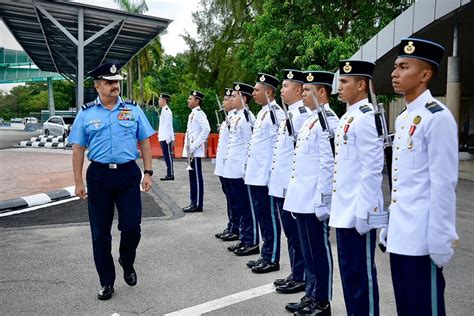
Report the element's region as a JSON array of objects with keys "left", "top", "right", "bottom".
[{"left": 144, "top": 169, "right": 153, "bottom": 176}]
